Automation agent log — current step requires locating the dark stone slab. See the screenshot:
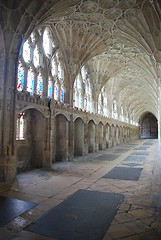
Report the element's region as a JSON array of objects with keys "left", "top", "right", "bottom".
[
  {"left": 94, "top": 154, "right": 120, "bottom": 161},
  {"left": 0, "top": 196, "right": 36, "bottom": 227},
  {"left": 134, "top": 147, "right": 149, "bottom": 150},
  {"left": 131, "top": 151, "right": 149, "bottom": 156},
  {"left": 124, "top": 155, "right": 147, "bottom": 162},
  {"left": 30, "top": 190, "right": 124, "bottom": 240},
  {"left": 114, "top": 148, "right": 130, "bottom": 153},
  {"left": 142, "top": 142, "right": 153, "bottom": 146},
  {"left": 103, "top": 167, "right": 143, "bottom": 180}
]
